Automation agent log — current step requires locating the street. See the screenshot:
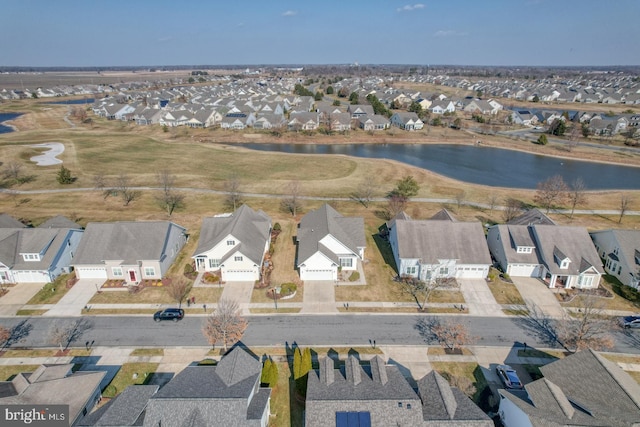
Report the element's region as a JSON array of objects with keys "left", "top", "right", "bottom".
[{"left": 1, "top": 314, "right": 638, "bottom": 354}]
